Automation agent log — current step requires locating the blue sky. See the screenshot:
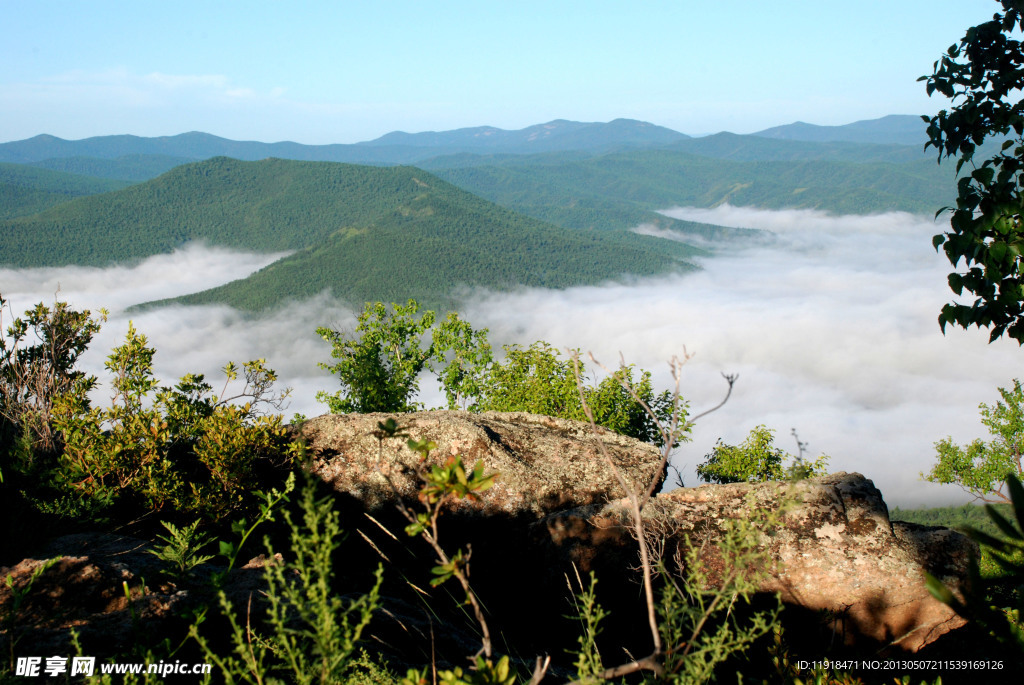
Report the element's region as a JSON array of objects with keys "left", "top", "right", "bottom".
[{"left": 1, "top": 0, "right": 1000, "bottom": 143}]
